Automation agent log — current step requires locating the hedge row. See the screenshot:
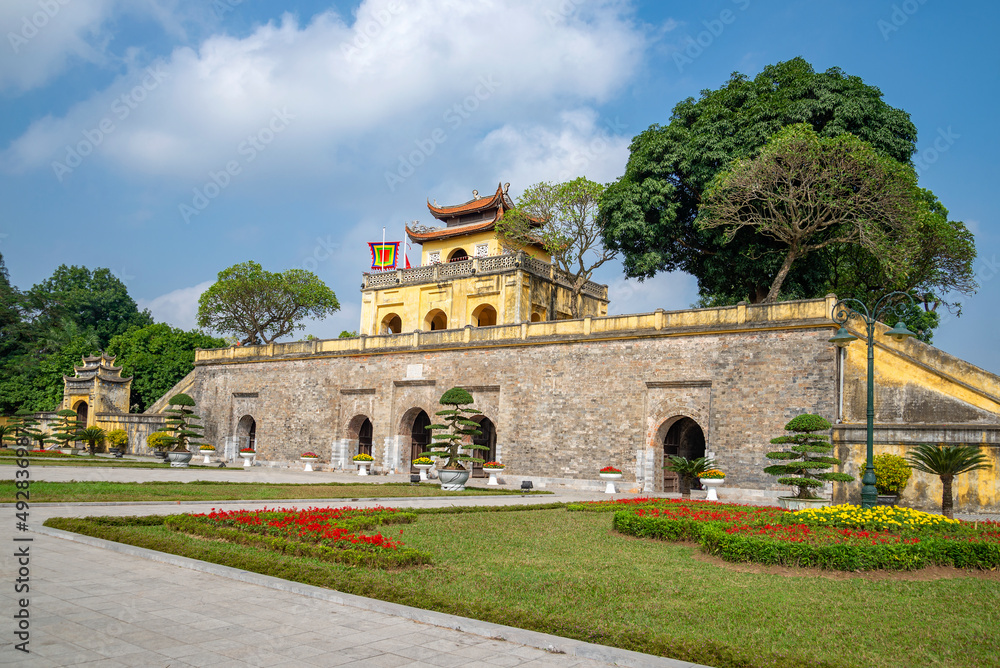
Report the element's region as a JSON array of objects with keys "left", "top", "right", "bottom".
[{"left": 611, "top": 511, "right": 1000, "bottom": 571}]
